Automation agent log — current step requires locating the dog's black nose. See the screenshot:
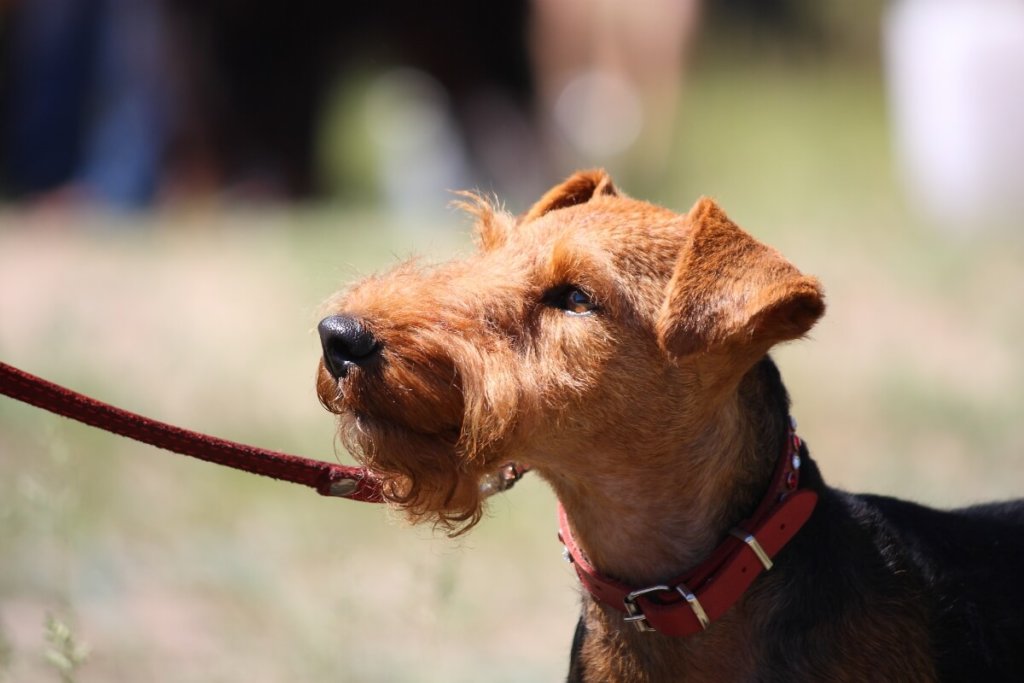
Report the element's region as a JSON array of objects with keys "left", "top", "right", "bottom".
[{"left": 318, "top": 315, "right": 380, "bottom": 378}]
